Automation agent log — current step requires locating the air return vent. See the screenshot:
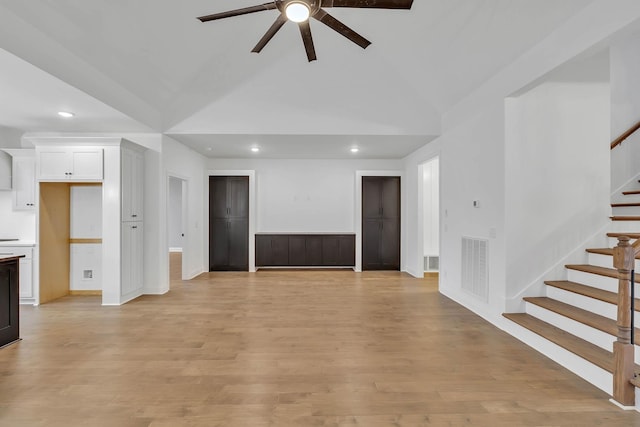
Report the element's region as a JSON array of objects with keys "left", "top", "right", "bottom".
[{"left": 461, "top": 237, "right": 489, "bottom": 301}]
